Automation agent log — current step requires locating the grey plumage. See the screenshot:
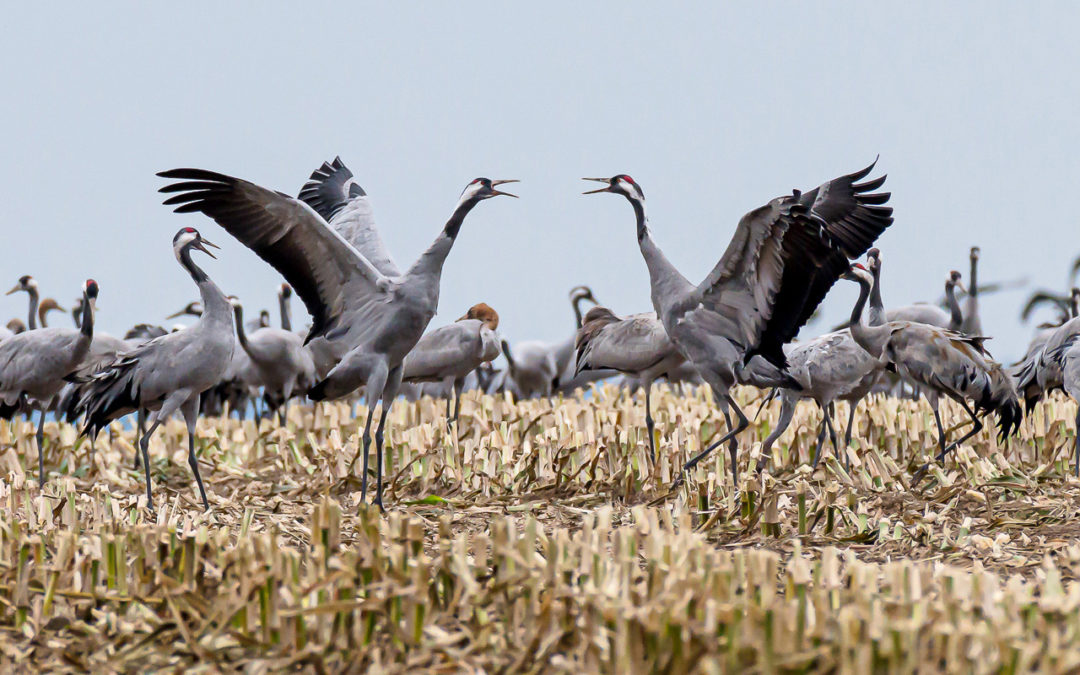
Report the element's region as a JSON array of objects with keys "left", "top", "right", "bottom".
[
  {"left": 156, "top": 160, "right": 516, "bottom": 510},
  {"left": 585, "top": 161, "right": 892, "bottom": 483},
  {"left": 74, "top": 229, "right": 233, "bottom": 511},
  {"left": 575, "top": 305, "right": 686, "bottom": 463},
  {"left": 0, "top": 279, "right": 97, "bottom": 481}
]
